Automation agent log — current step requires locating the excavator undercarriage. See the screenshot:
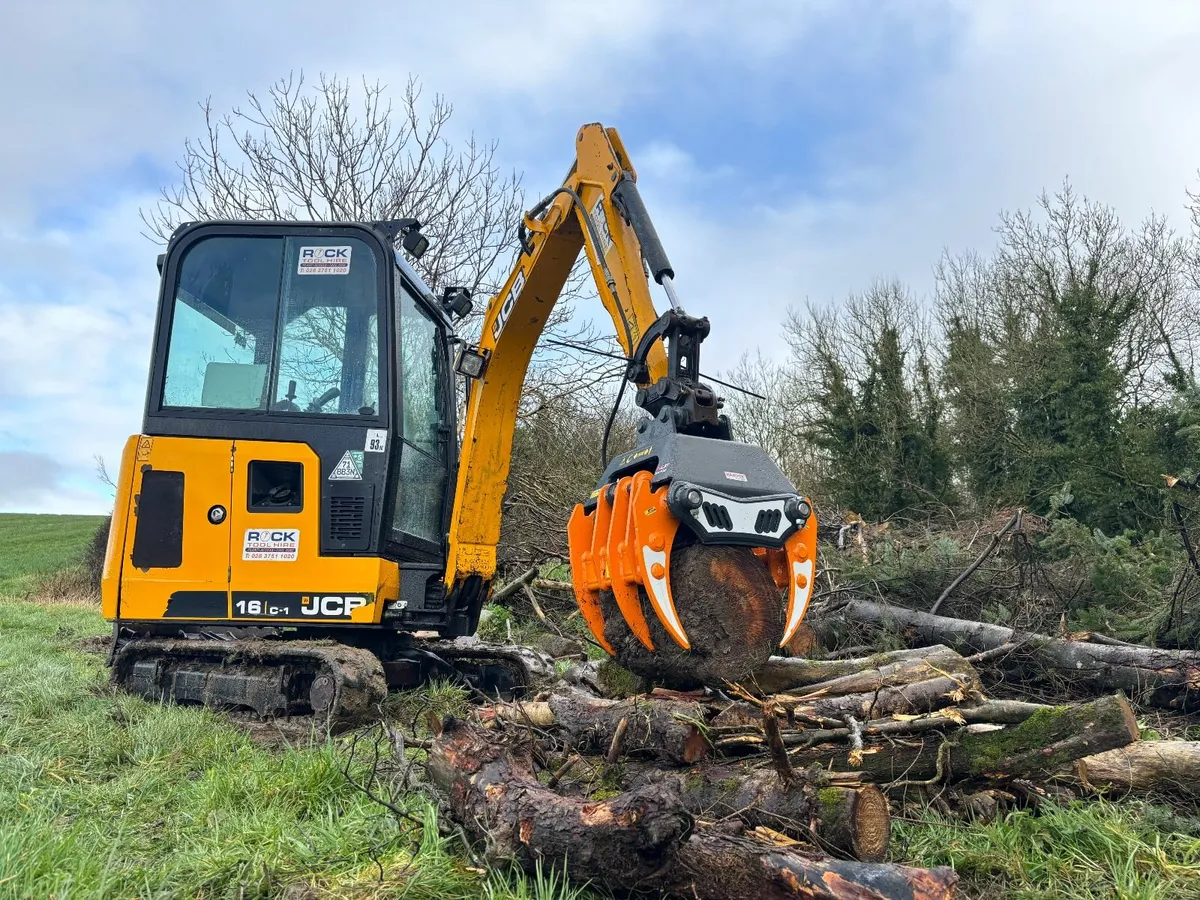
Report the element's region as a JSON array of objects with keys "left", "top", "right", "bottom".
[{"left": 111, "top": 632, "right": 553, "bottom": 728}]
